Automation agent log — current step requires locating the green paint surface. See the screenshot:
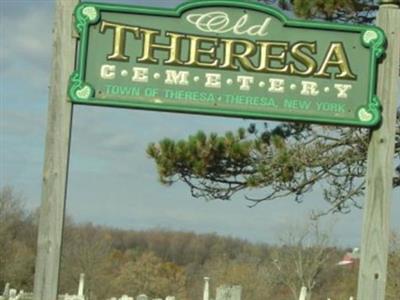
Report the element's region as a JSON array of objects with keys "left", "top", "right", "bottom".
[{"left": 69, "top": 0, "right": 385, "bottom": 127}]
